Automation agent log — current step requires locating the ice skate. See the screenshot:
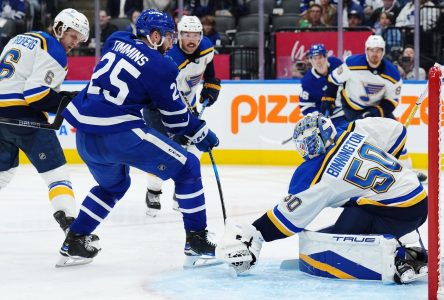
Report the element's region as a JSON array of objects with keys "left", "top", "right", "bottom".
[
  {"left": 53, "top": 210, "right": 75, "bottom": 235},
  {"left": 183, "top": 230, "right": 222, "bottom": 268},
  {"left": 56, "top": 231, "right": 101, "bottom": 268},
  {"left": 394, "top": 257, "right": 416, "bottom": 284},
  {"left": 145, "top": 189, "right": 161, "bottom": 217}
]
